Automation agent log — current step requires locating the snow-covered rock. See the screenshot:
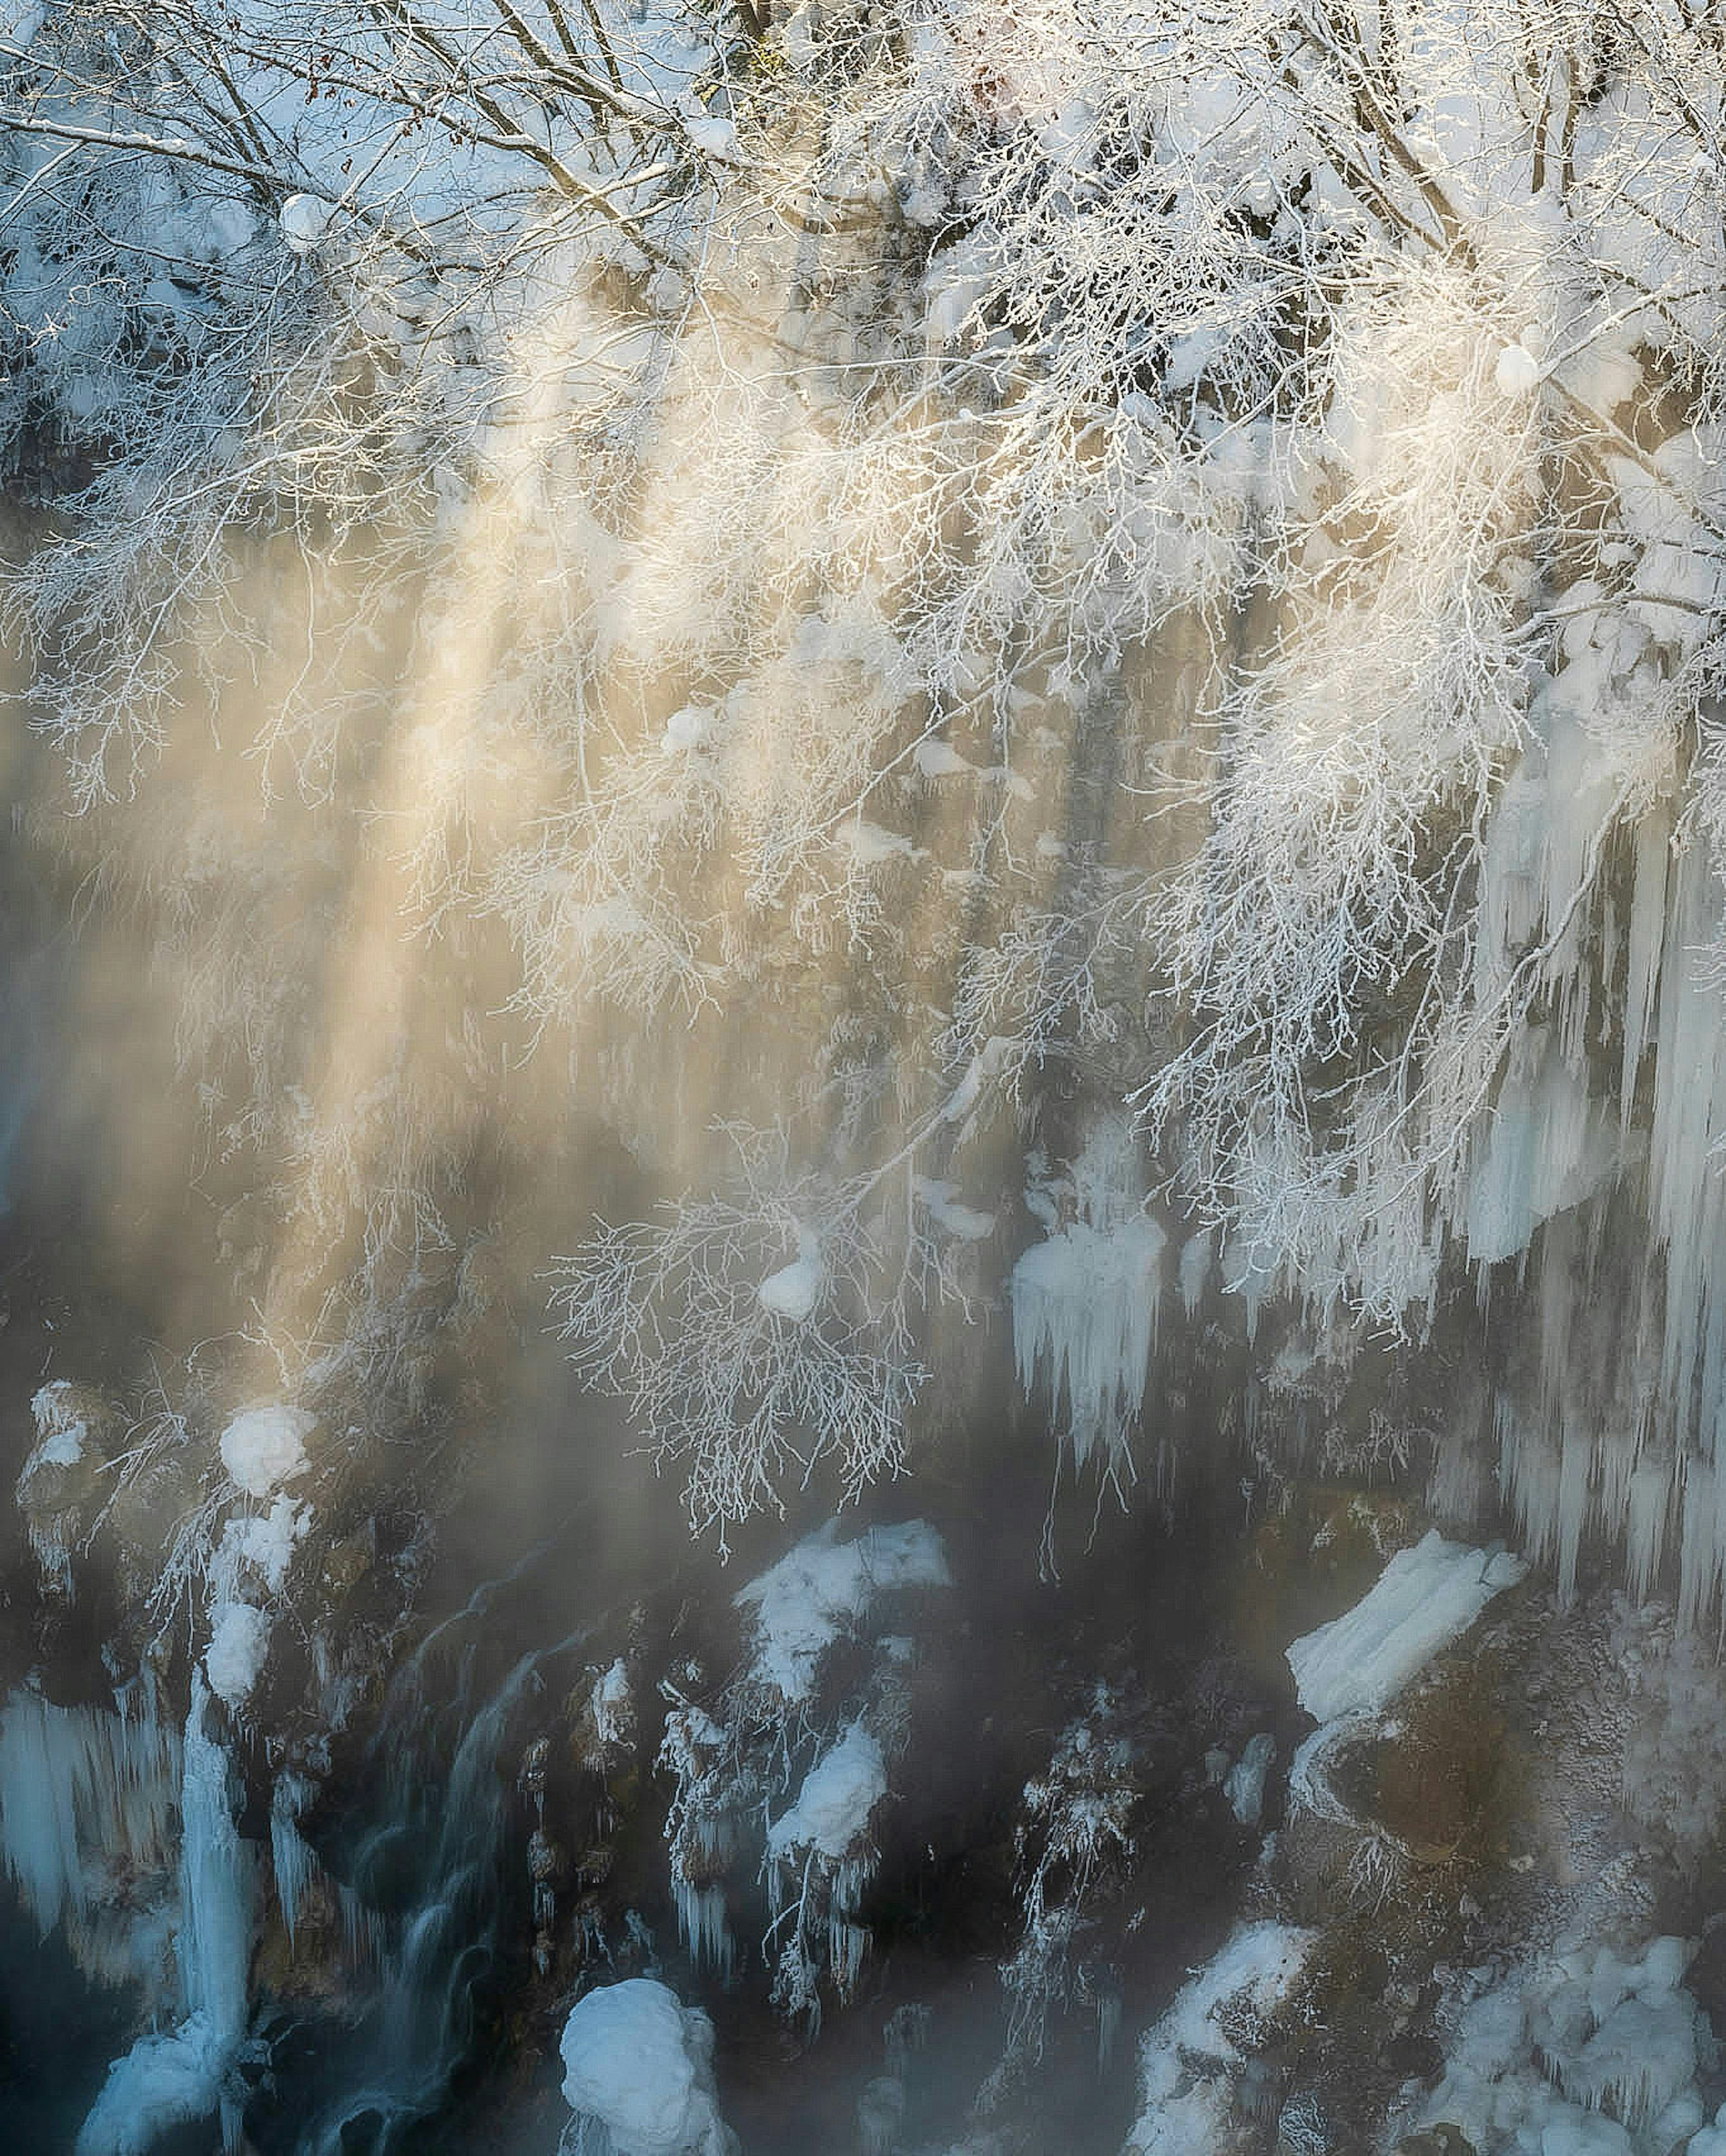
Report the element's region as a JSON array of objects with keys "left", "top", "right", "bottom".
[
  {"left": 559, "top": 1979, "right": 734, "bottom": 2156},
  {"left": 735, "top": 1518, "right": 950, "bottom": 1701},
  {"left": 767, "top": 1722, "right": 885, "bottom": 1860},
  {"left": 1126, "top": 1922, "right": 1316, "bottom": 2153},
  {"left": 204, "top": 1602, "right": 271, "bottom": 1706},
  {"left": 1286, "top": 1531, "right": 1526, "bottom": 1723},
  {"left": 218, "top": 1405, "right": 315, "bottom": 1498}
]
